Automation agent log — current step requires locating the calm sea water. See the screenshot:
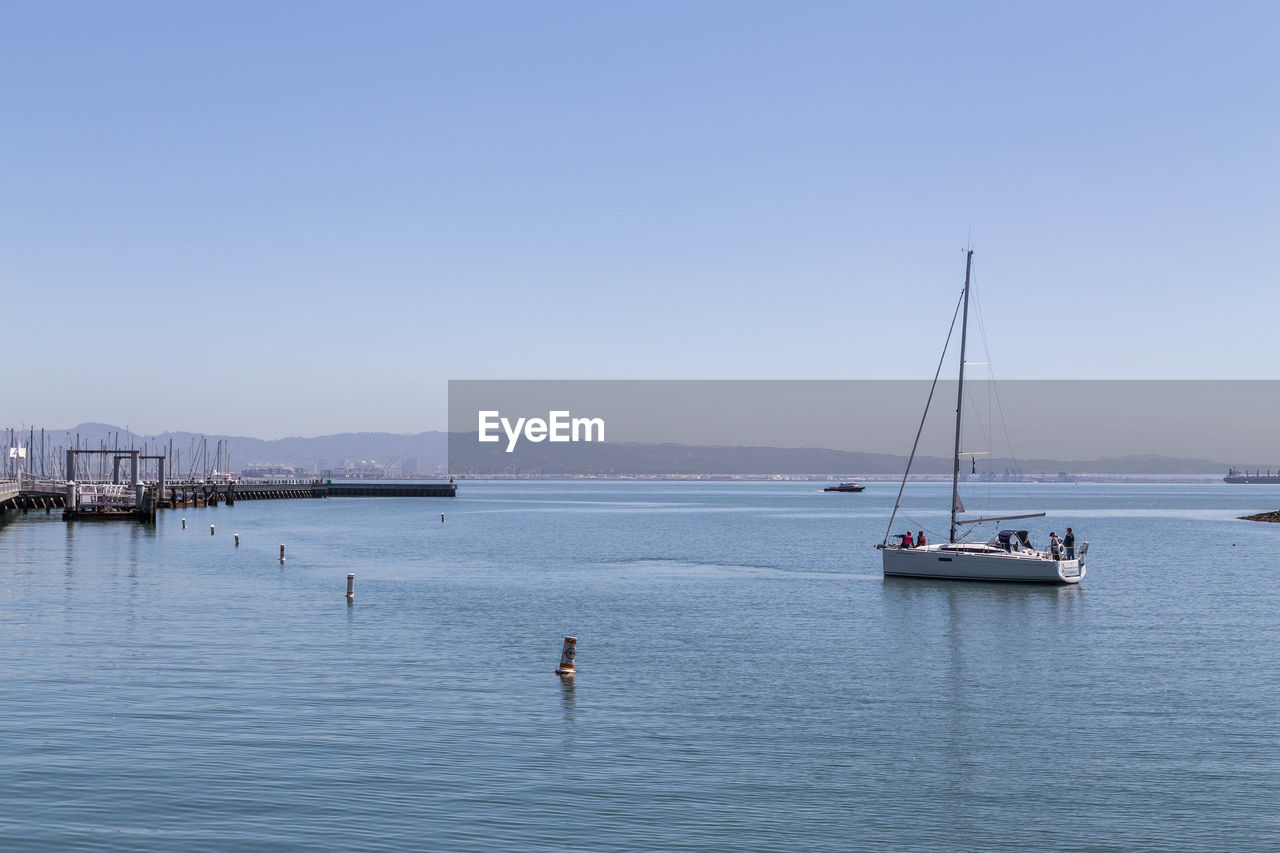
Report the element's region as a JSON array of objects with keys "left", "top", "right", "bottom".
[{"left": 2, "top": 481, "right": 1279, "bottom": 850}]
